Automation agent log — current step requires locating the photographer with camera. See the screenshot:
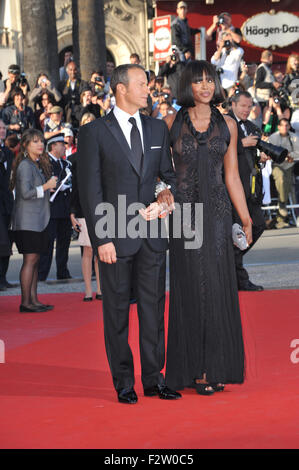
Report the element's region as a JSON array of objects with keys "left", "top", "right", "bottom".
[
  {"left": 268, "top": 118, "right": 299, "bottom": 228},
  {"left": 229, "top": 91, "right": 289, "bottom": 287},
  {"left": 29, "top": 73, "right": 61, "bottom": 111},
  {"left": 58, "top": 61, "right": 87, "bottom": 130},
  {"left": 211, "top": 31, "right": 244, "bottom": 92},
  {"left": 206, "top": 12, "right": 242, "bottom": 45},
  {"left": 159, "top": 48, "right": 185, "bottom": 99},
  {"left": 3, "top": 64, "right": 30, "bottom": 107},
  {"left": 2, "top": 88, "right": 34, "bottom": 137},
  {"left": 263, "top": 92, "right": 291, "bottom": 136},
  {"left": 229, "top": 91, "right": 267, "bottom": 291},
  {"left": 74, "top": 88, "right": 101, "bottom": 124},
  {"left": 151, "top": 86, "right": 178, "bottom": 120}
]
